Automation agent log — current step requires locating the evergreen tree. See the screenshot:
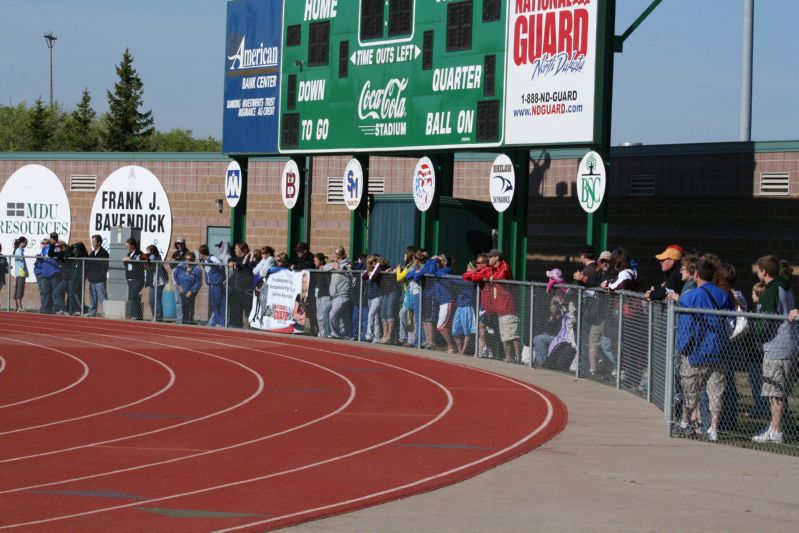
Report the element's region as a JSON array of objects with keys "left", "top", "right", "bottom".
[
  {"left": 0, "top": 104, "right": 33, "bottom": 151},
  {"left": 103, "top": 48, "right": 154, "bottom": 151},
  {"left": 62, "top": 88, "right": 100, "bottom": 151},
  {"left": 29, "top": 97, "right": 54, "bottom": 151}
]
